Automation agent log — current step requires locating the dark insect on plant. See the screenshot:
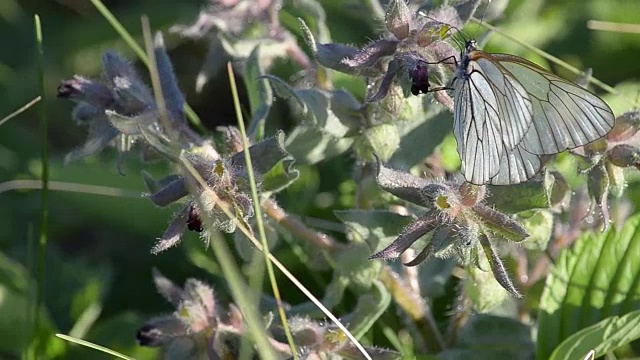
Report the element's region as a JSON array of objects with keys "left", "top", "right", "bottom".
[{"left": 410, "top": 62, "right": 431, "bottom": 95}]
